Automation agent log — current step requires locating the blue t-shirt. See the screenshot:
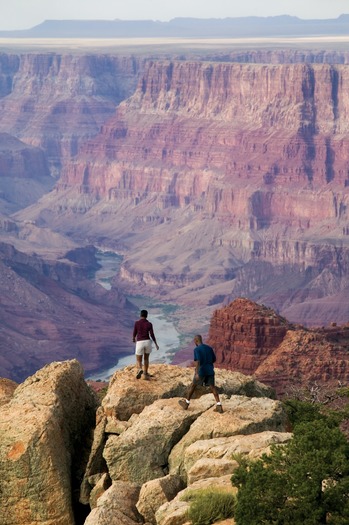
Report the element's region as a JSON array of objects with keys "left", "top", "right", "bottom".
[{"left": 194, "top": 343, "right": 216, "bottom": 377}]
